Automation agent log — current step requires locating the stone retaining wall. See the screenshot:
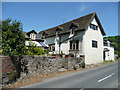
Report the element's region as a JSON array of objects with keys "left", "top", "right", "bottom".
[{"left": 1, "top": 55, "right": 85, "bottom": 87}]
